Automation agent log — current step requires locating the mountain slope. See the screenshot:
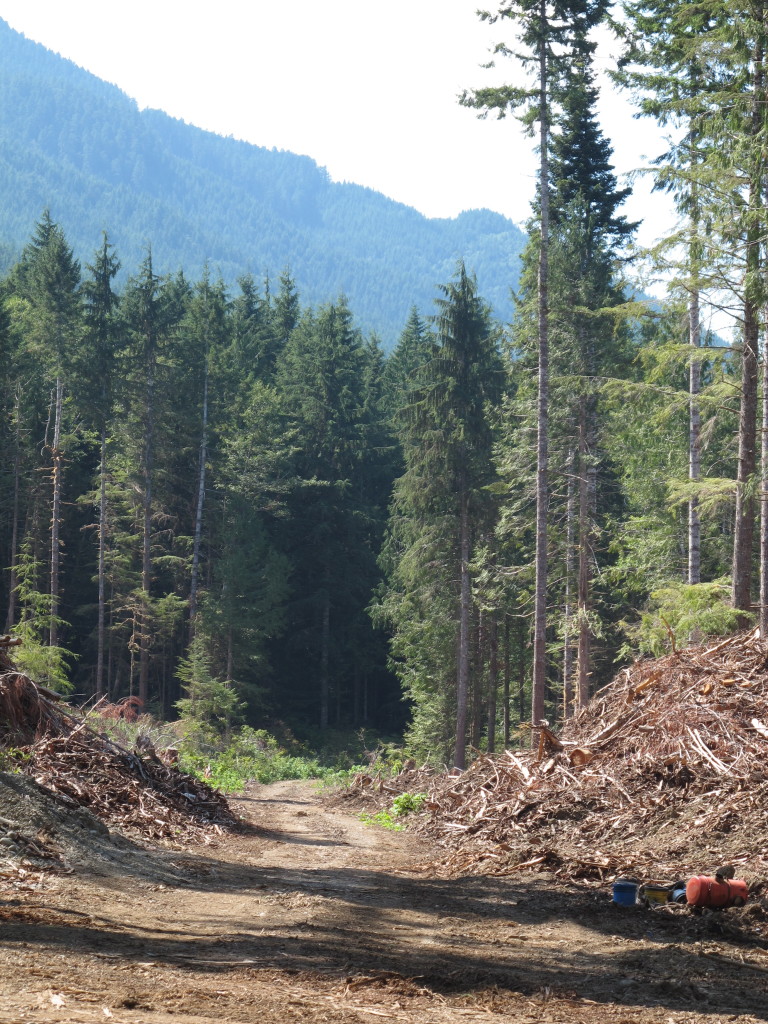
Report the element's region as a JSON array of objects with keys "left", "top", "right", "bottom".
[{"left": 0, "top": 19, "right": 525, "bottom": 343}]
